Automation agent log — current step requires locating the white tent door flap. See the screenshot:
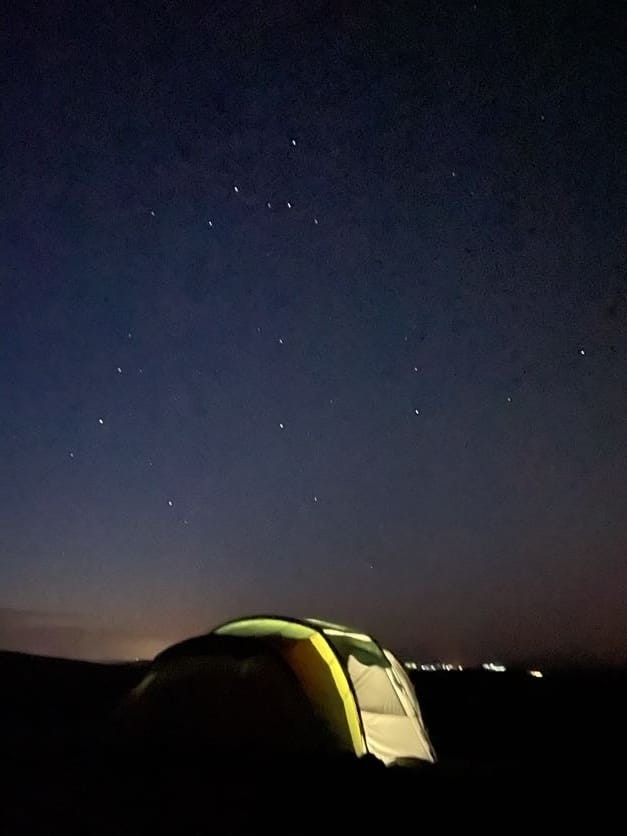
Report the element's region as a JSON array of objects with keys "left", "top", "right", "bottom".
[{"left": 347, "top": 654, "right": 434, "bottom": 764}]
